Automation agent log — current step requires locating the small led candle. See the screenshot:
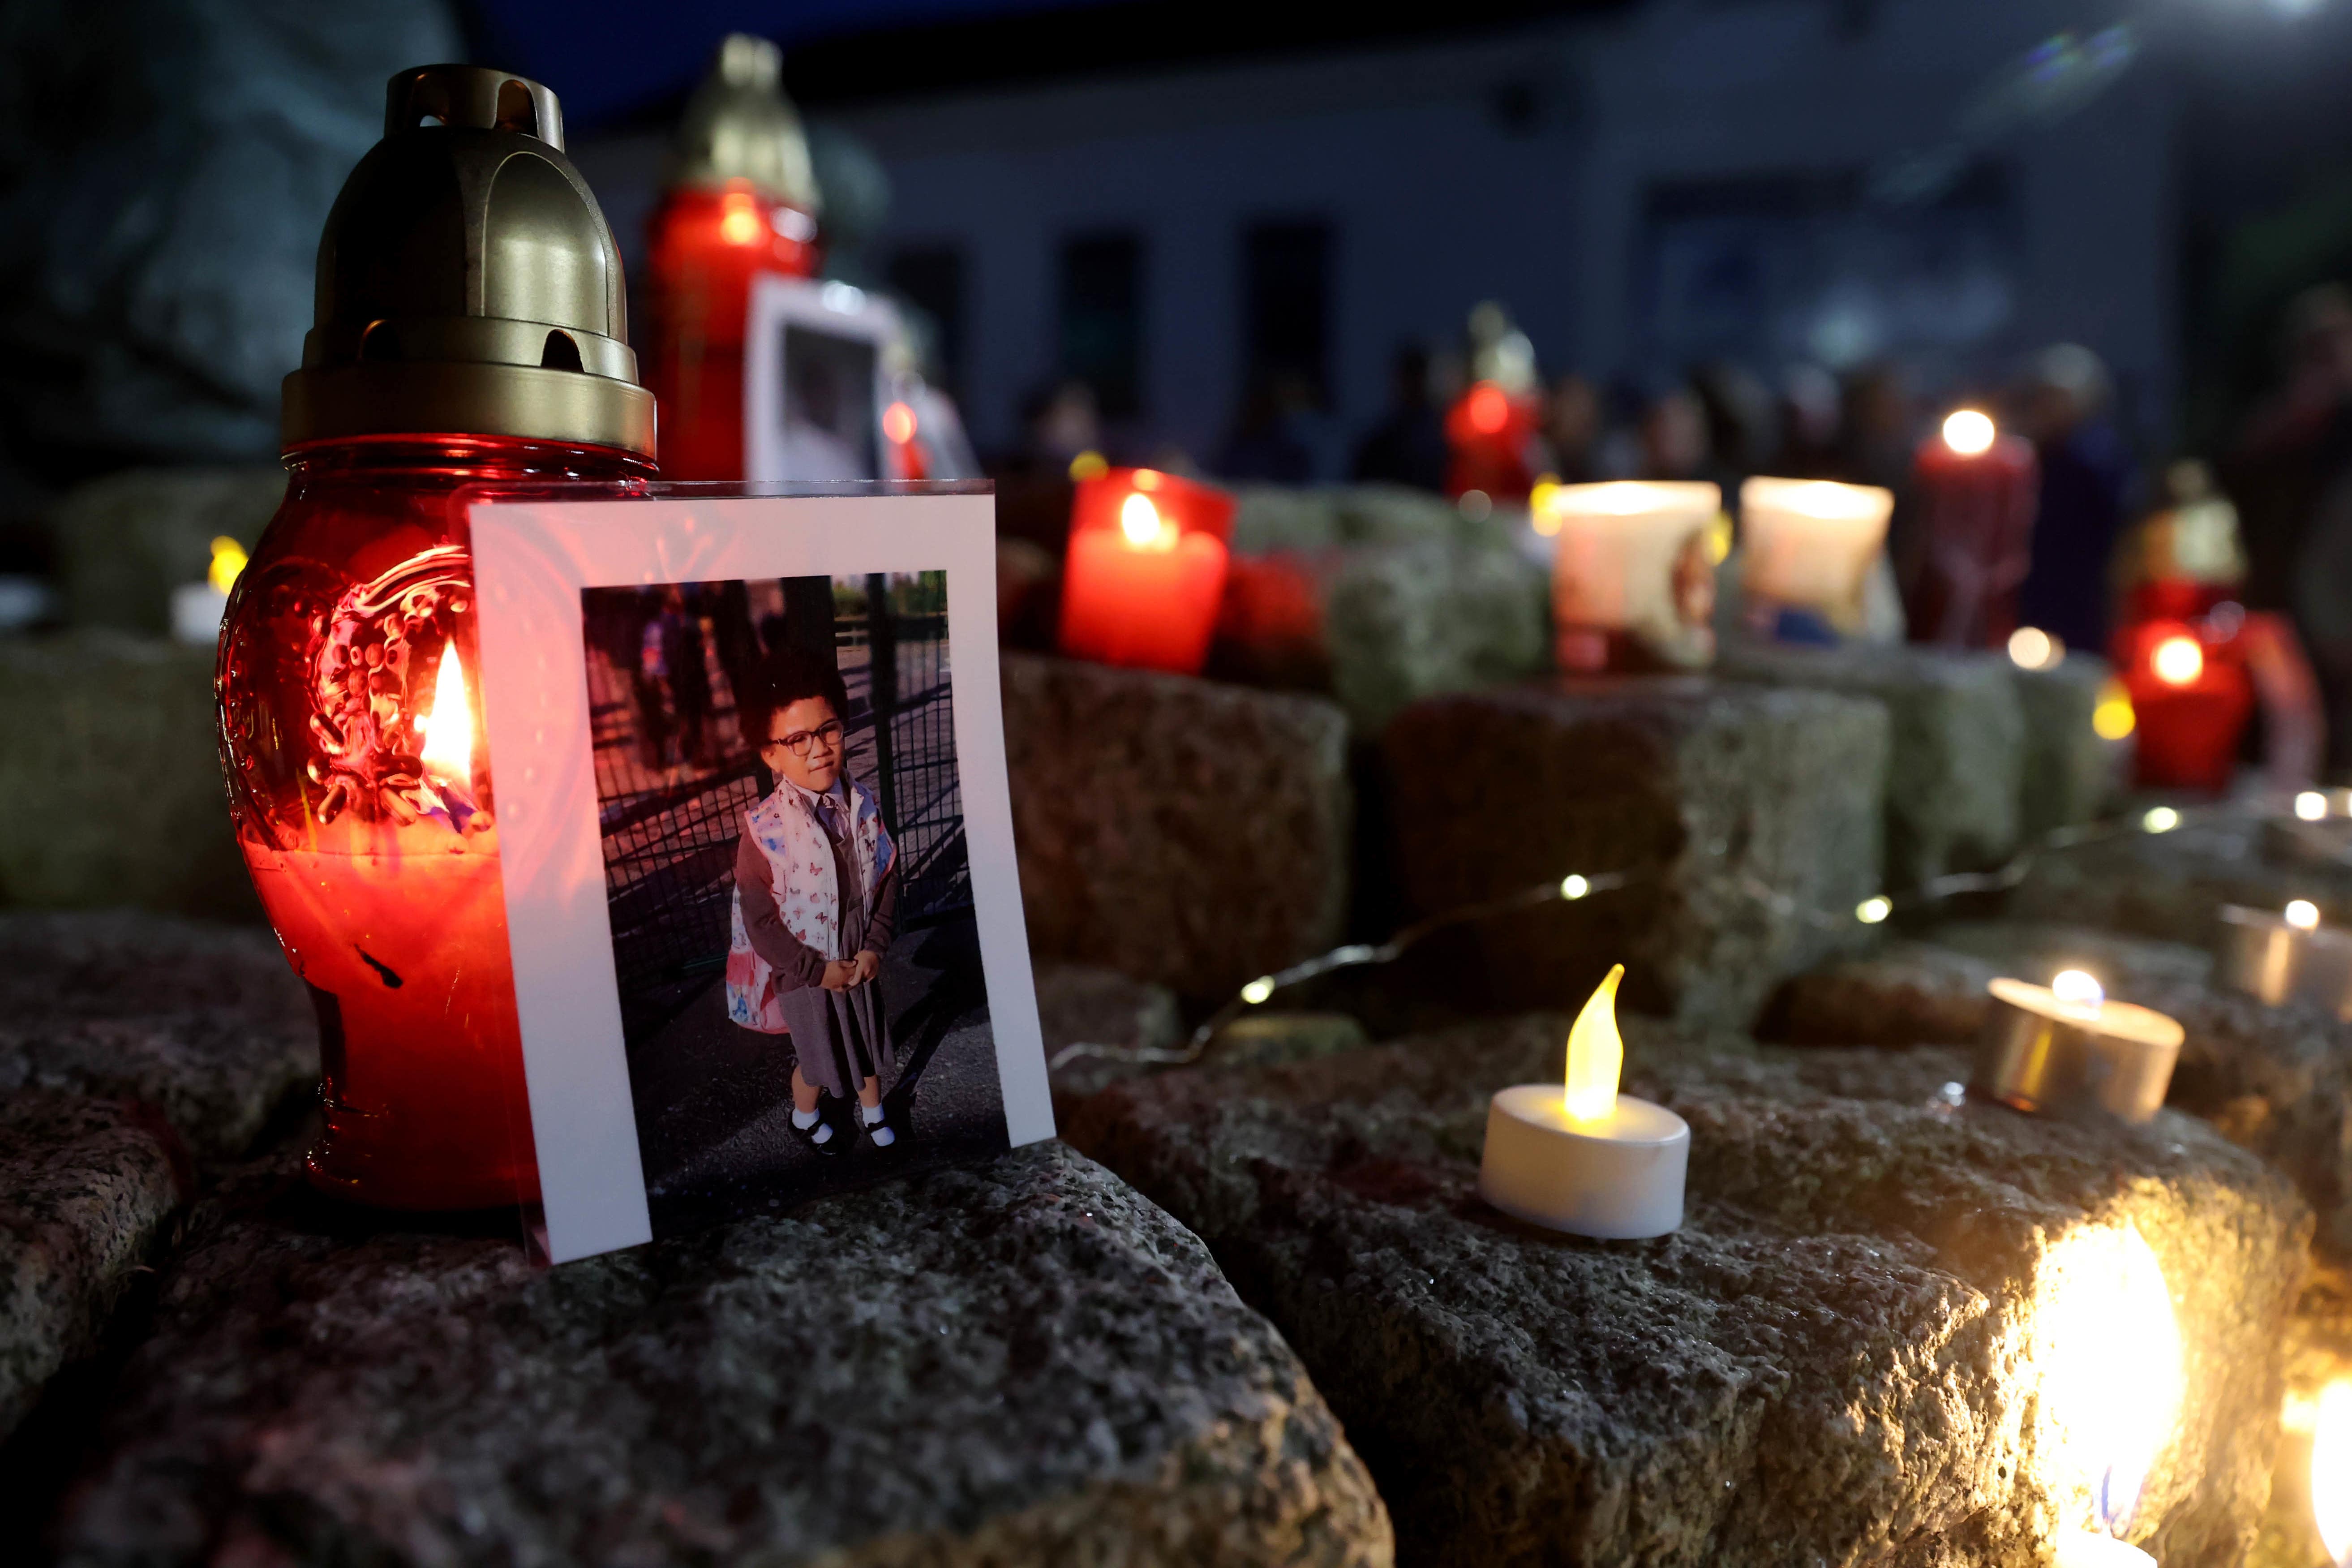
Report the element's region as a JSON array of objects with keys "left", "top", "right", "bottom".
[
  {"left": 2313, "top": 1379, "right": 2351, "bottom": 1568},
  {"left": 1478, "top": 965, "right": 1690, "bottom": 1238},
  {"left": 169, "top": 536, "right": 247, "bottom": 646},
  {"left": 1738, "top": 477, "right": 1896, "bottom": 643},
  {"left": 1058, "top": 468, "right": 1234, "bottom": 675},
  {"left": 1540, "top": 481, "right": 1721, "bottom": 672},
  {"left": 1973, "top": 971, "right": 2185, "bottom": 1124},
  {"left": 2214, "top": 901, "right": 2352, "bottom": 1019}
]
